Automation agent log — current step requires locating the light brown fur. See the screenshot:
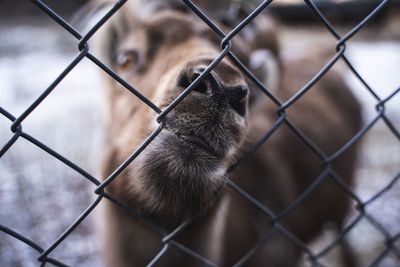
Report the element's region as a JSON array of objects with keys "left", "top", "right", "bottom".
[{"left": 95, "top": 2, "right": 362, "bottom": 266}]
